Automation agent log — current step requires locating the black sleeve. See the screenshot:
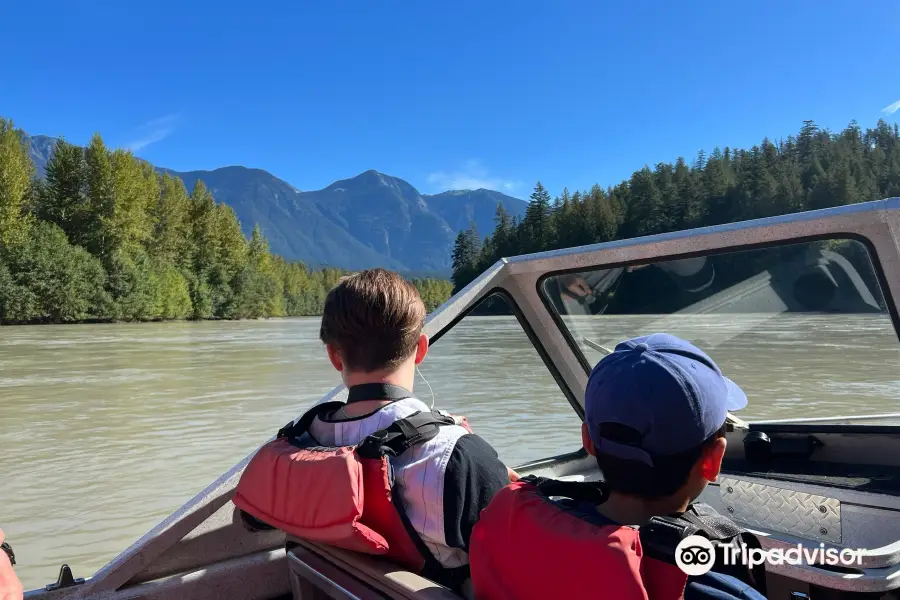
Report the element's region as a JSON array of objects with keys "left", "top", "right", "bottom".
[{"left": 442, "top": 433, "right": 510, "bottom": 551}]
